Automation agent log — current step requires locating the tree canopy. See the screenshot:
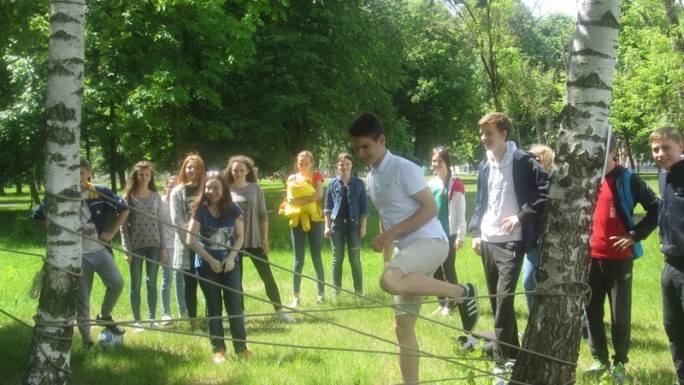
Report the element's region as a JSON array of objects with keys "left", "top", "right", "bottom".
[{"left": 1, "top": 0, "right": 682, "bottom": 191}]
